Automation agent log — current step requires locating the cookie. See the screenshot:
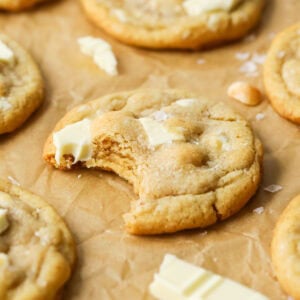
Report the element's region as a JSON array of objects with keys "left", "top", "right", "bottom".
[
  {"left": 79, "top": 0, "right": 265, "bottom": 50},
  {"left": 0, "top": 0, "right": 47, "bottom": 11},
  {"left": 0, "top": 34, "right": 44, "bottom": 134},
  {"left": 271, "top": 195, "right": 300, "bottom": 299},
  {"left": 0, "top": 179, "right": 76, "bottom": 300},
  {"left": 43, "top": 89, "right": 263, "bottom": 235},
  {"left": 264, "top": 23, "right": 300, "bottom": 124}
]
